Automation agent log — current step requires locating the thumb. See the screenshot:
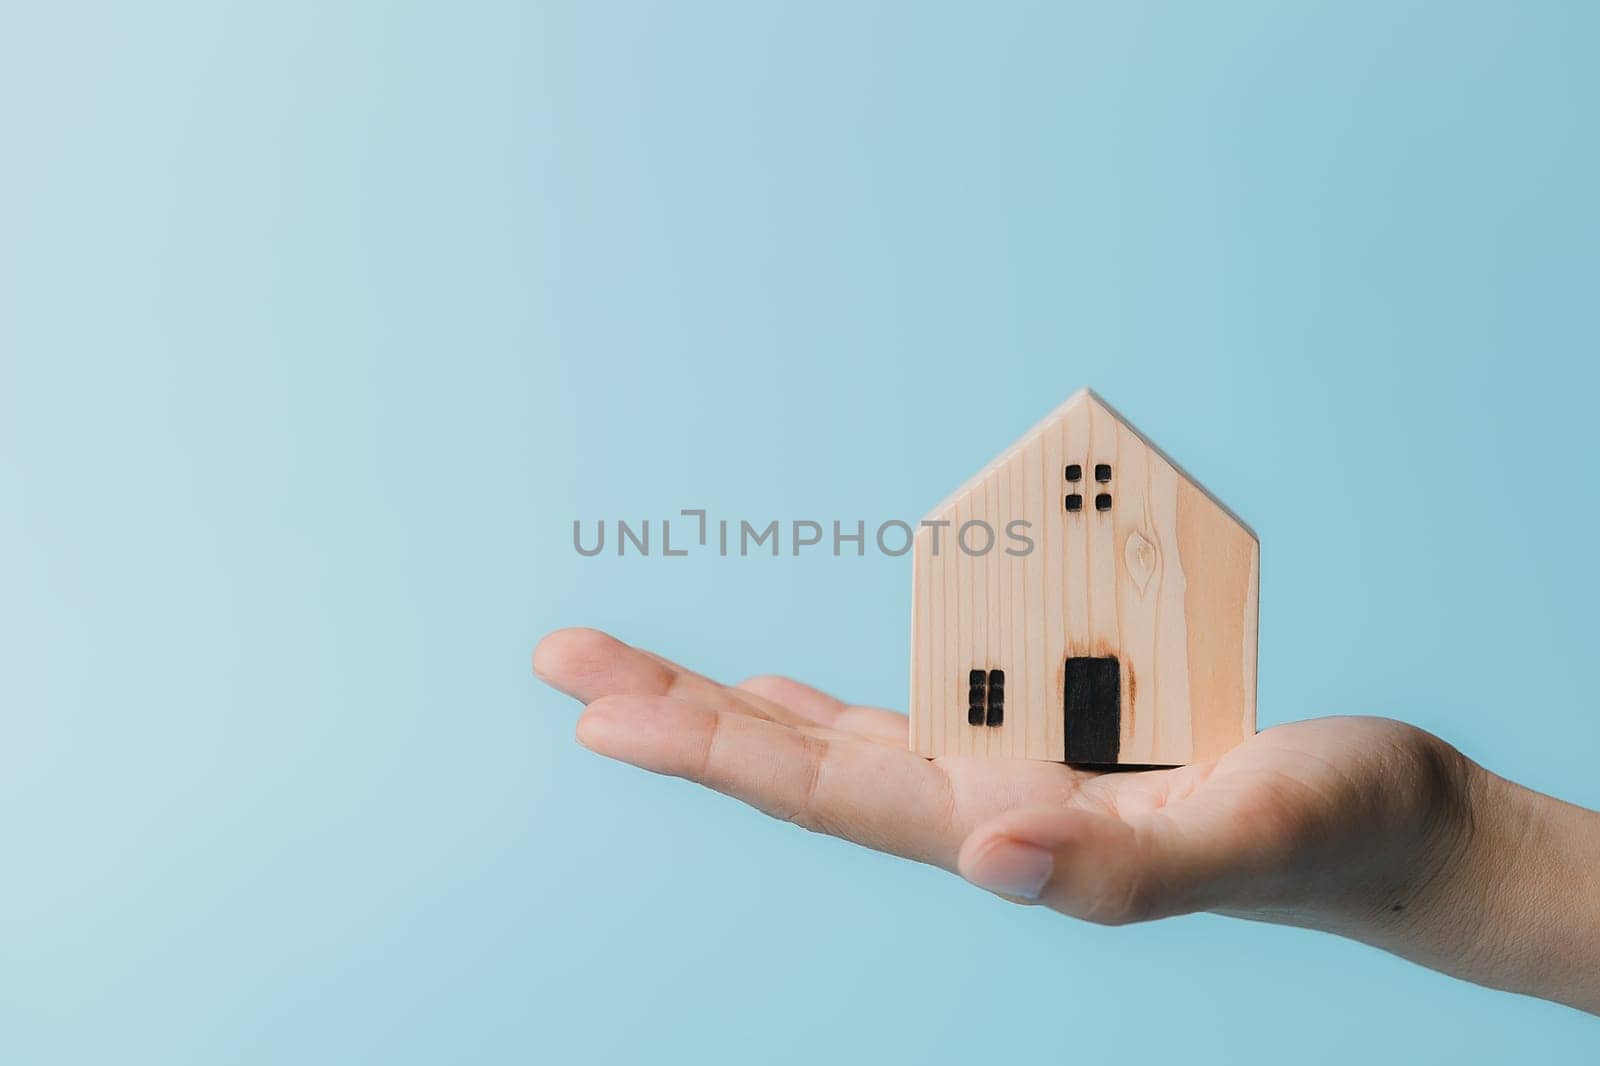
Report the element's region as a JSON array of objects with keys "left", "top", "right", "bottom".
[{"left": 957, "top": 806, "right": 1245, "bottom": 924}]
